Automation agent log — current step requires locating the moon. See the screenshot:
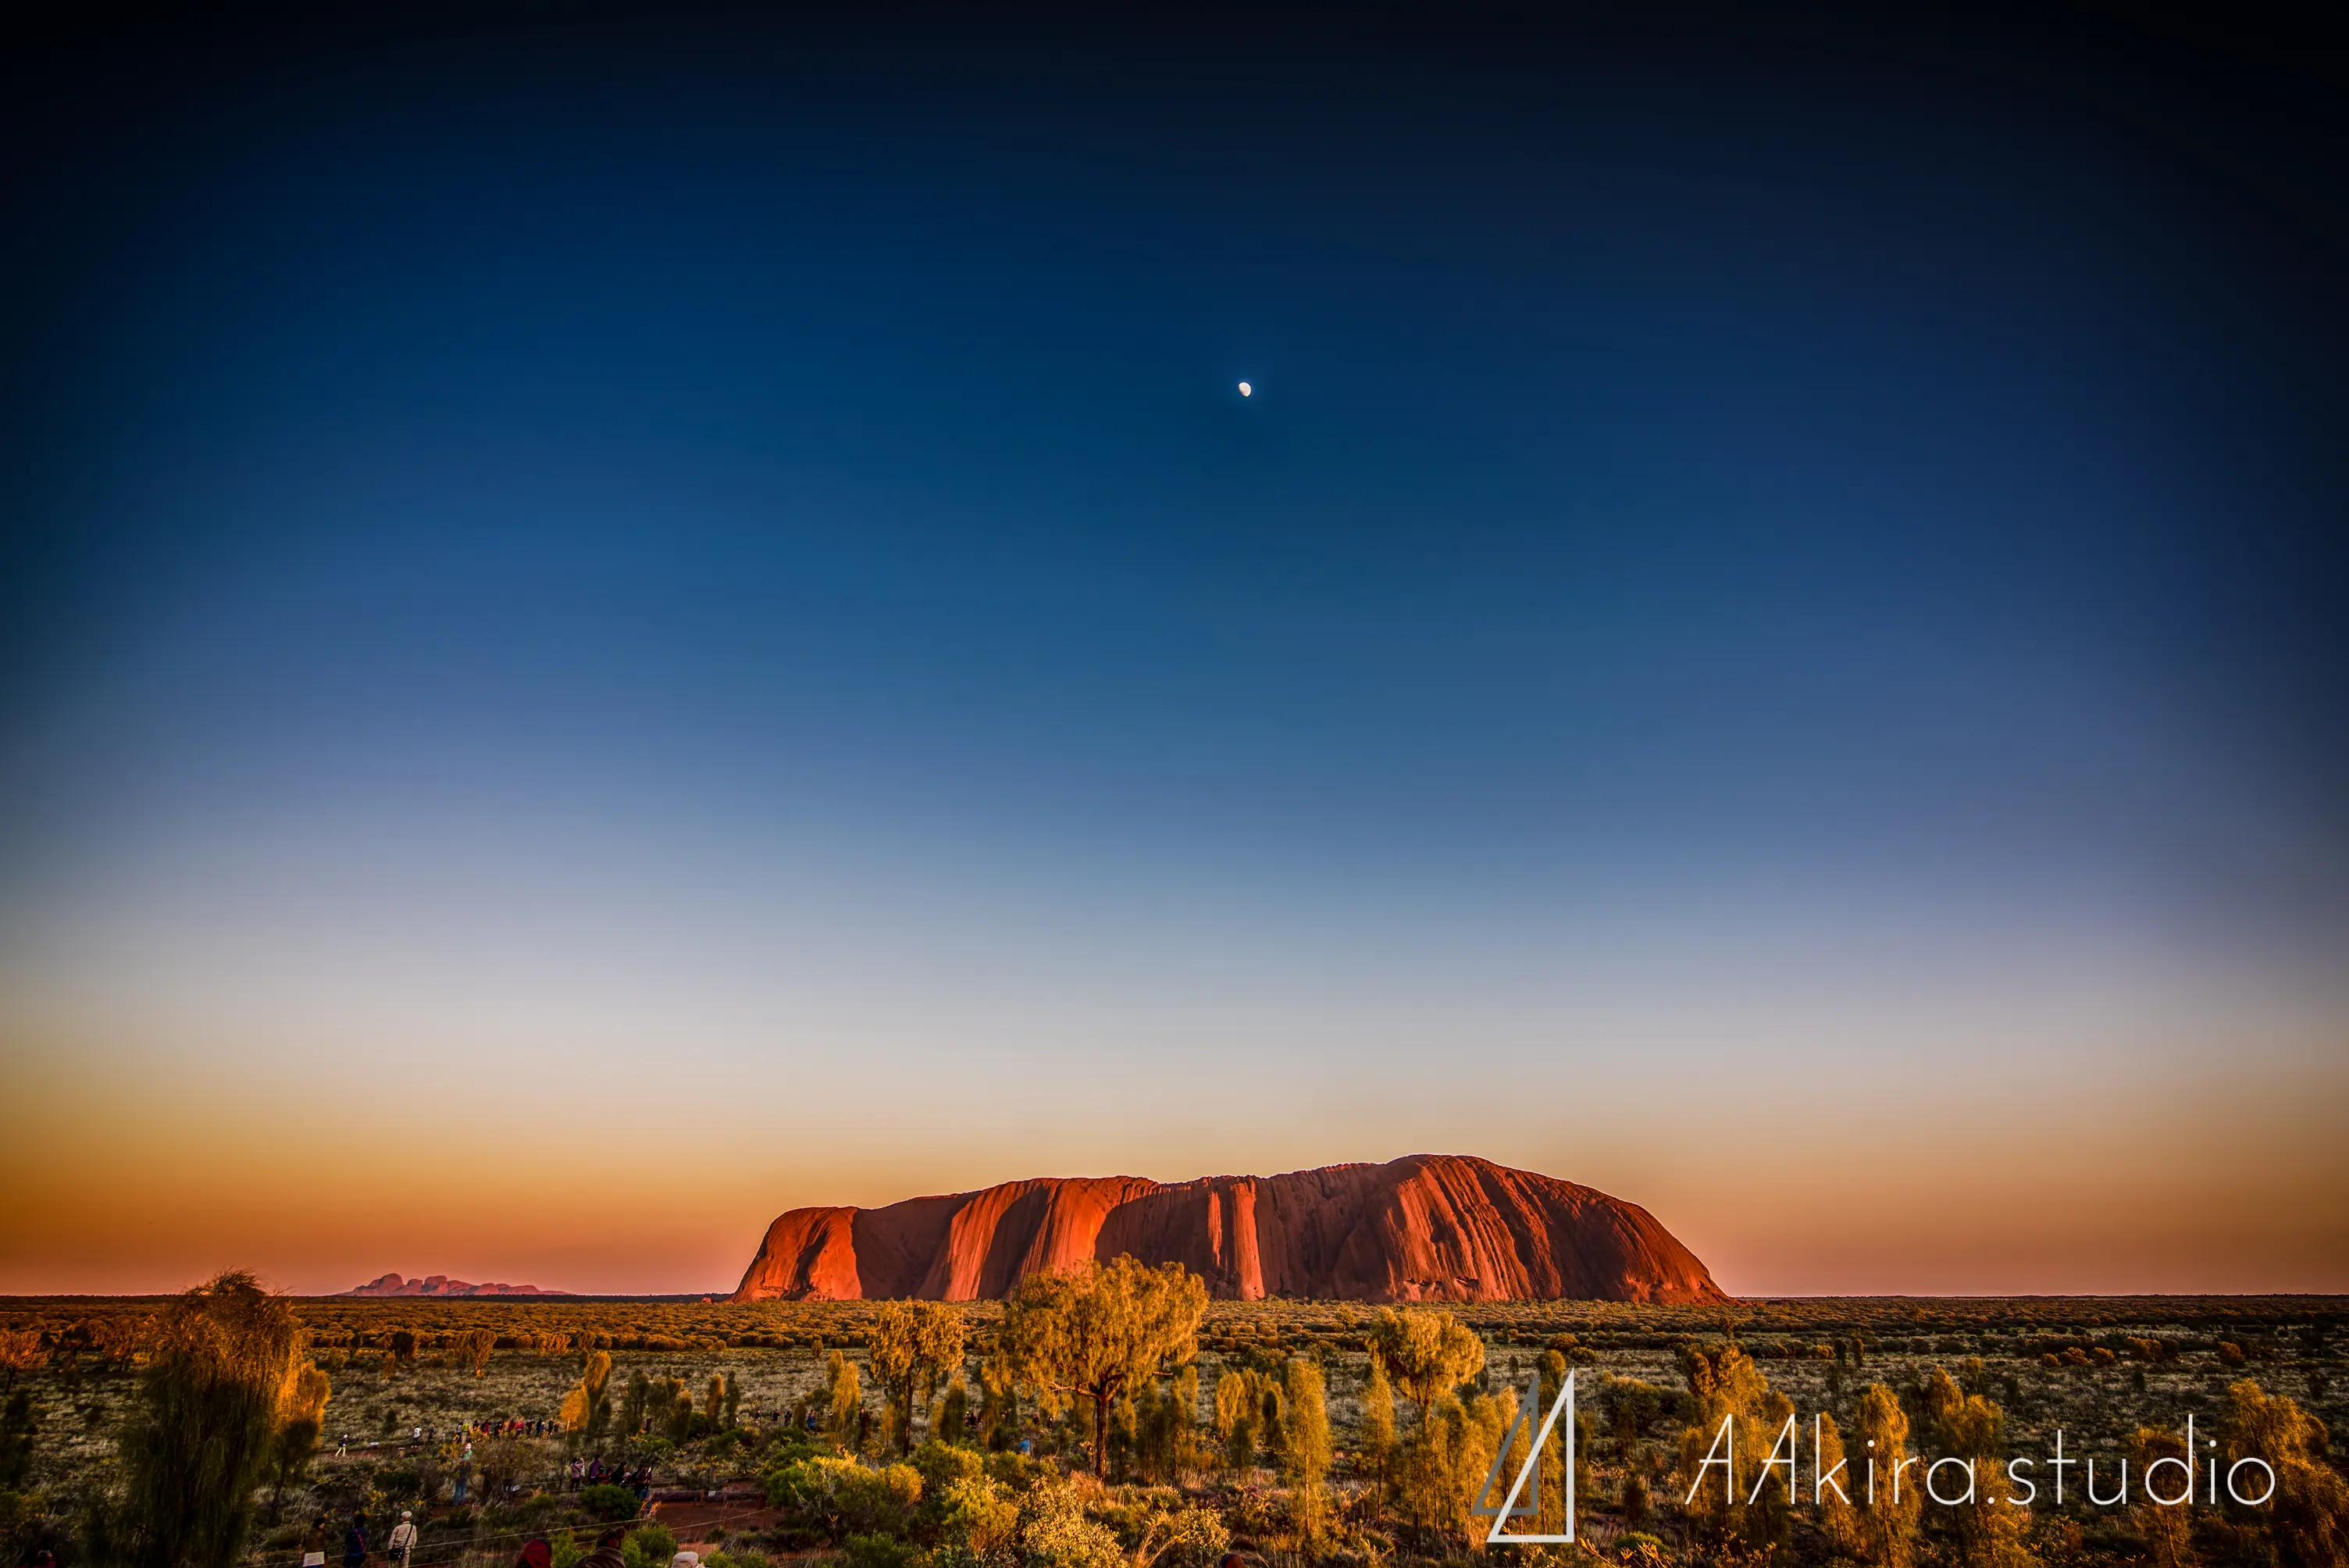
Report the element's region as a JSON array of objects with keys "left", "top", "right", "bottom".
[{"left": 1238, "top": 381, "right": 1252, "bottom": 397}]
